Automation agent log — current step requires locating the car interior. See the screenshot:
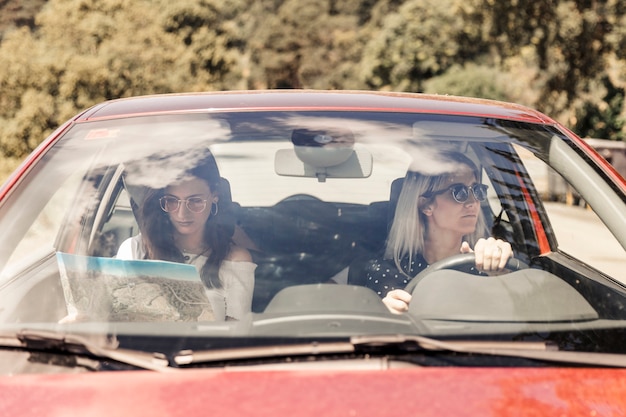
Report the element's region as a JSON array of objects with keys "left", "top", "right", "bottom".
[
  {"left": 2, "top": 115, "right": 626, "bottom": 344},
  {"left": 79, "top": 134, "right": 534, "bottom": 314}
]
